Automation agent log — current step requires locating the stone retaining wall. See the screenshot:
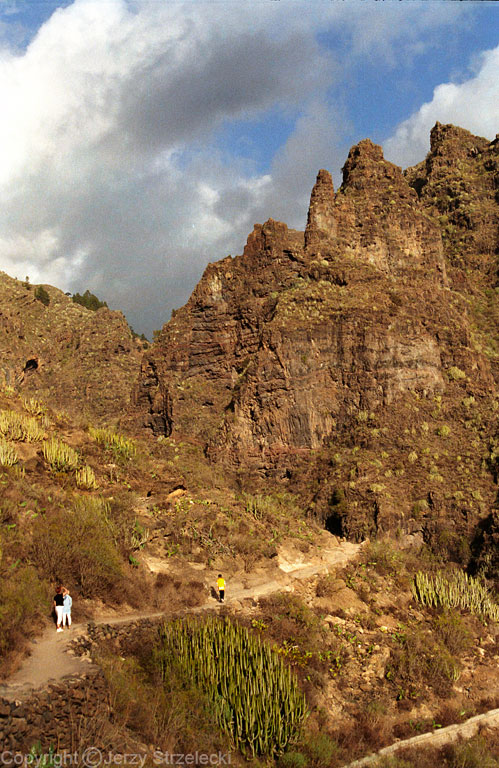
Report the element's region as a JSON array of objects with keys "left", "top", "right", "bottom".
[
  {"left": 73, "top": 617, "right": 163, "bottom": 657},
  {"left": 0, "top": 672, "right": 109, "bottom": 754},
  {"left": 0, "top": 617, "right": 164, "bottom": 755}
]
